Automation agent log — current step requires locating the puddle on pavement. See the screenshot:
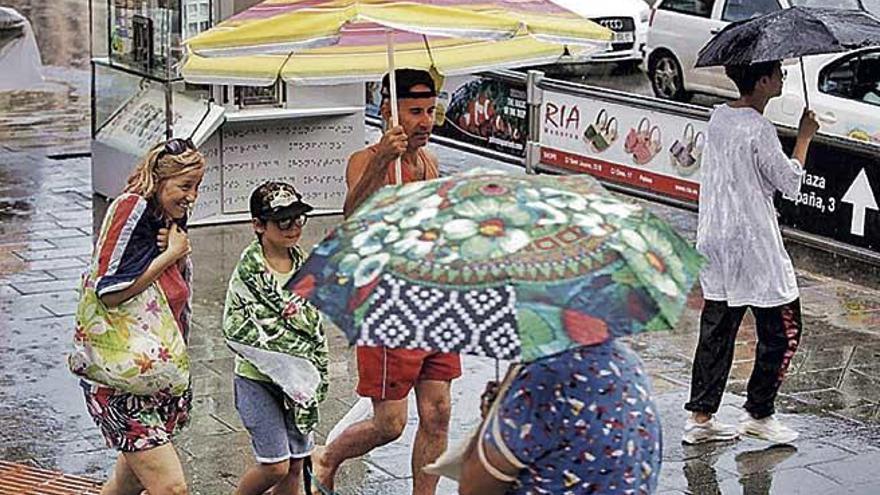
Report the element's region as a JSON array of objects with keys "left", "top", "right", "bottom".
[
  {"left": 680, "top": 444, "right": 803, "bottom": 495},
  {"left": 0, "top": 198, "right": 33, "bottom": 218},
  {"left": 0, "top": 160, "right": 38, "bottom": 239}
]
